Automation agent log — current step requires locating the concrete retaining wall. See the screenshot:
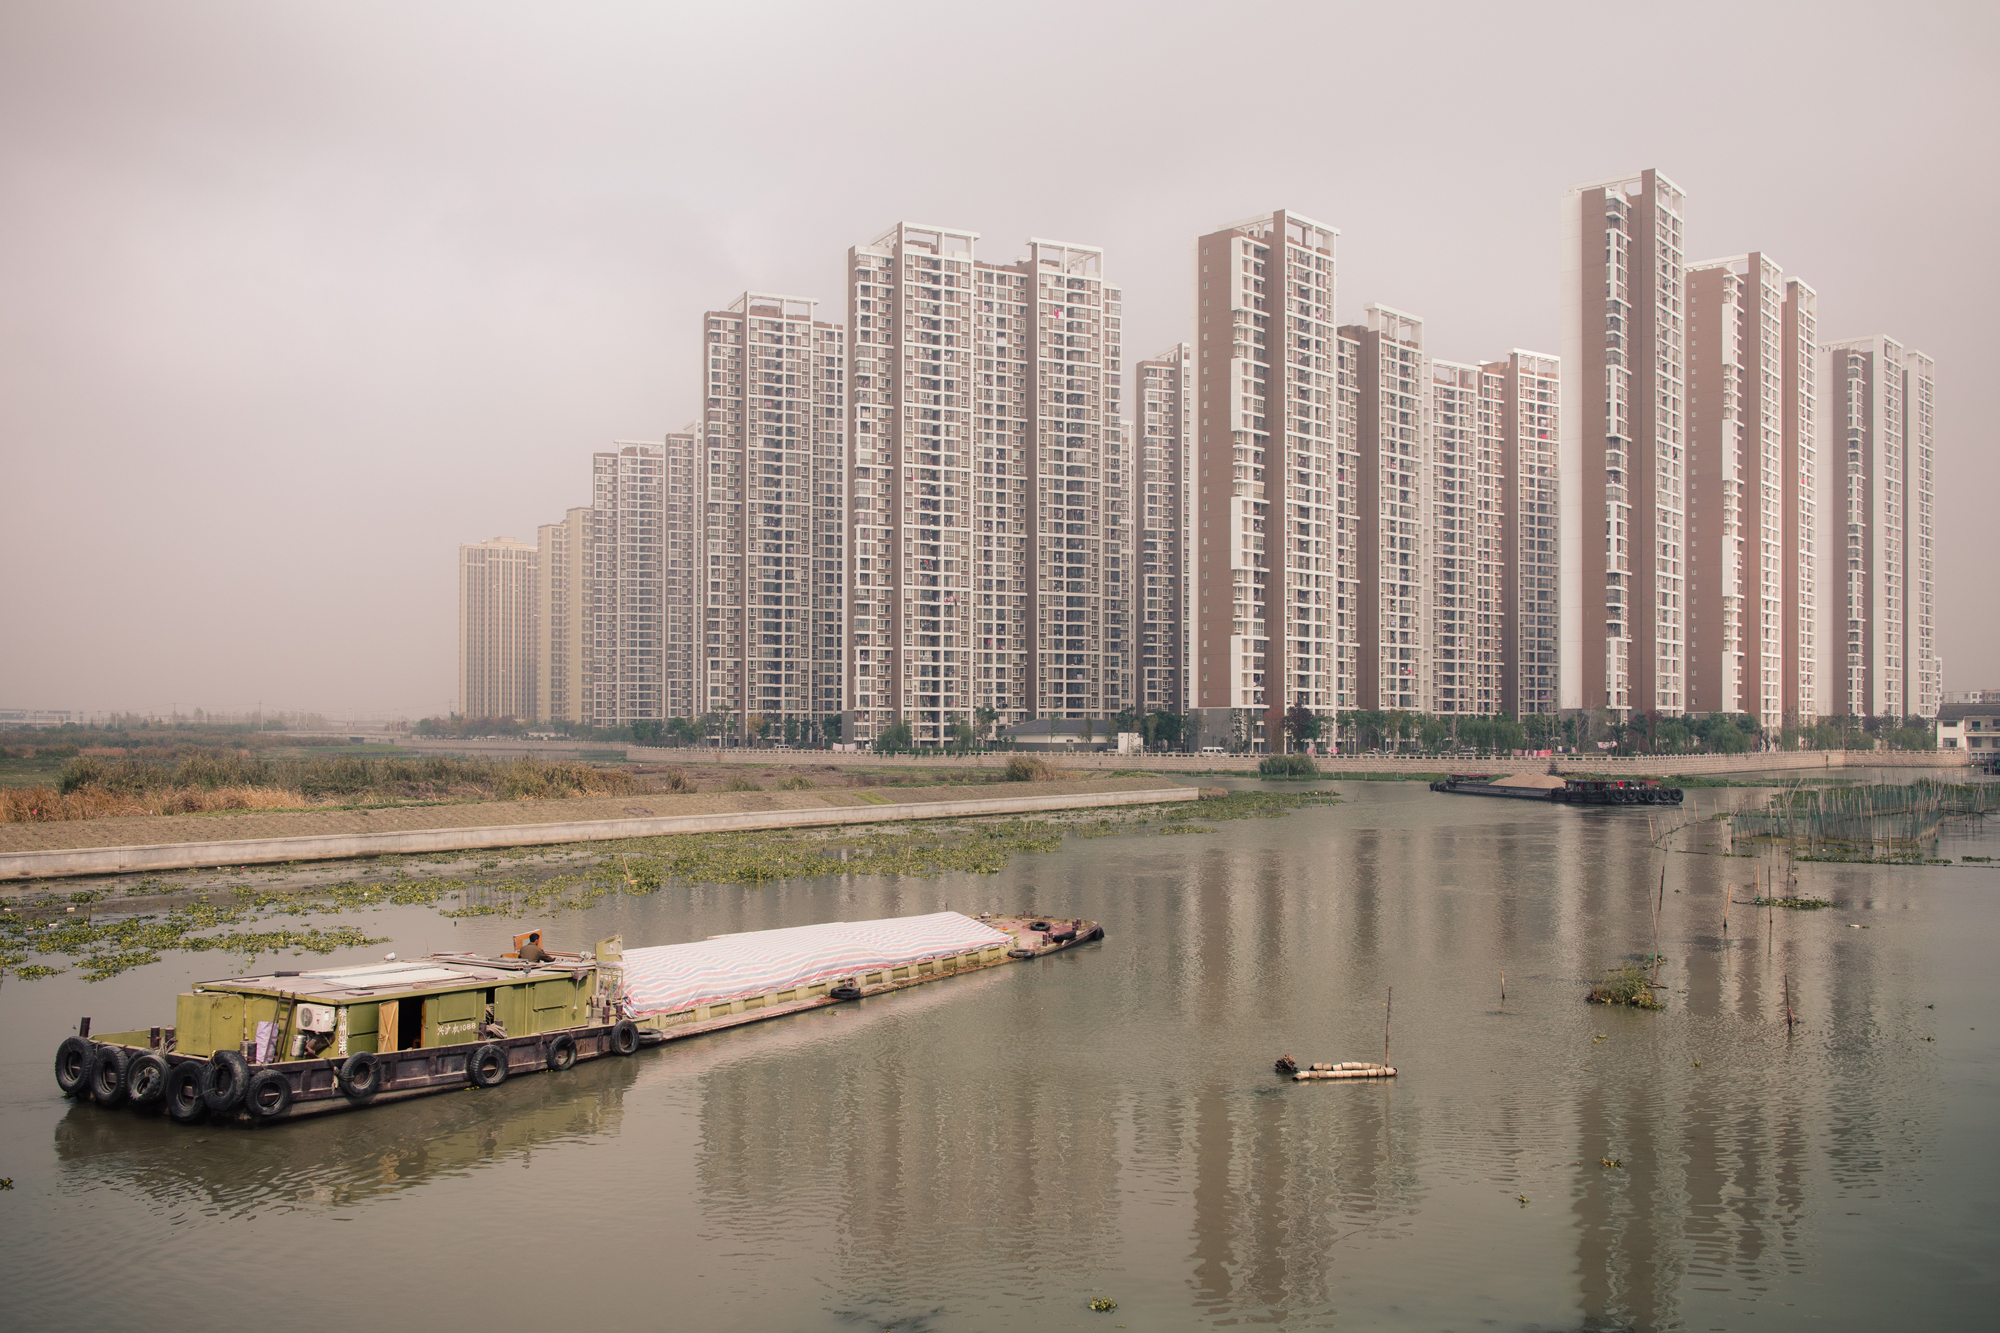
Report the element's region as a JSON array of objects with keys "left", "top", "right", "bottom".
[
  {"left": 622, "top": 745, "right": 1969, "bottom": 778},
  {"left": 0, "top": 785, "right": 1198, "bottom": 883}
]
